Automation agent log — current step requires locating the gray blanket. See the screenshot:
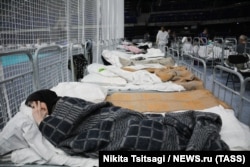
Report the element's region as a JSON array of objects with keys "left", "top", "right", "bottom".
[{"left": 39, "top": 97, "right": 229, "bottom": 158}]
